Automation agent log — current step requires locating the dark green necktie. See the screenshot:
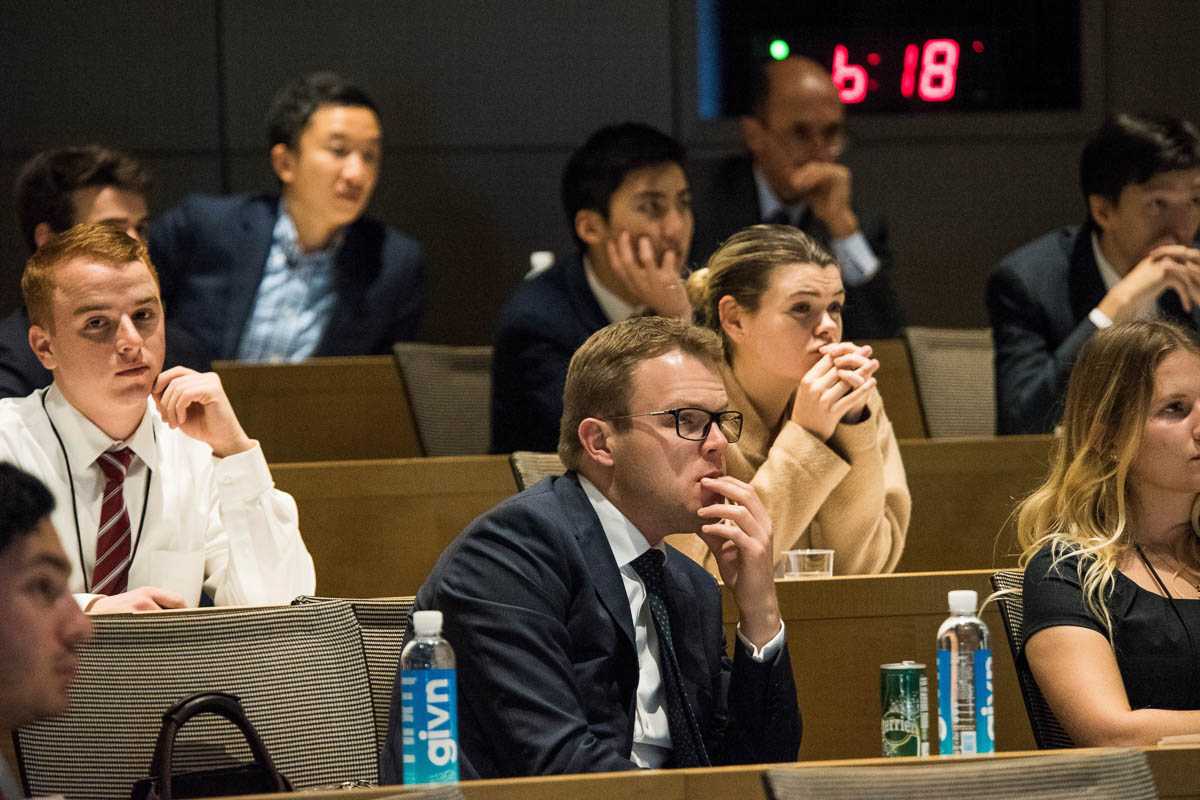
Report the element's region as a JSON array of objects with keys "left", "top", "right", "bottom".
[{"left": 630, "top": 548, "right": 711, "bottom": 767}]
